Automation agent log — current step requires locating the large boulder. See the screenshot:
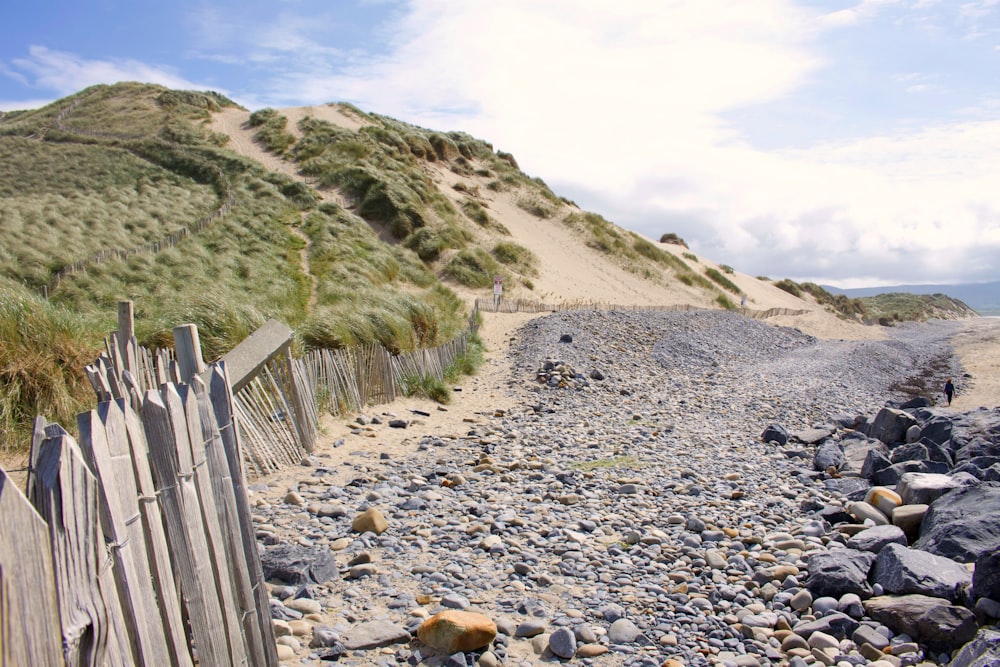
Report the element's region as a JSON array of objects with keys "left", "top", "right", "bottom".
[
  {"left": 915, "top": 482, "right": 1000, "bottom": 563},
  {"left": 972, "top": 551, "right": 1000, "bottom": 602},
  {"left": 897, "top": 472, "right": 971, "bottom": 505},
  {"left": 871, "top": 460, "right": 950, "bottom": 487},
  {"left": 872, "top": 543, "right": 972, "bottom": 602},
  {"left": 918, "top": 416, "right": 954, "bottom": 447},
  {"left": 846, "top": 525, "right": 908, "bottom": 554},
  {"left": 948, "top": 628, "right": 1000, "bottom": 667},
  {"left": 860, "top": 447, "right": 892, "bottom": 481},
  {"left": 805, "top": 549, "right": 876, "bottom": 598},
  {"left": 863, "top": 594, "right": 977, "bottom": 652},
  {"left": 869, "top": 408, "right": 918, "bottom": 447}
]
